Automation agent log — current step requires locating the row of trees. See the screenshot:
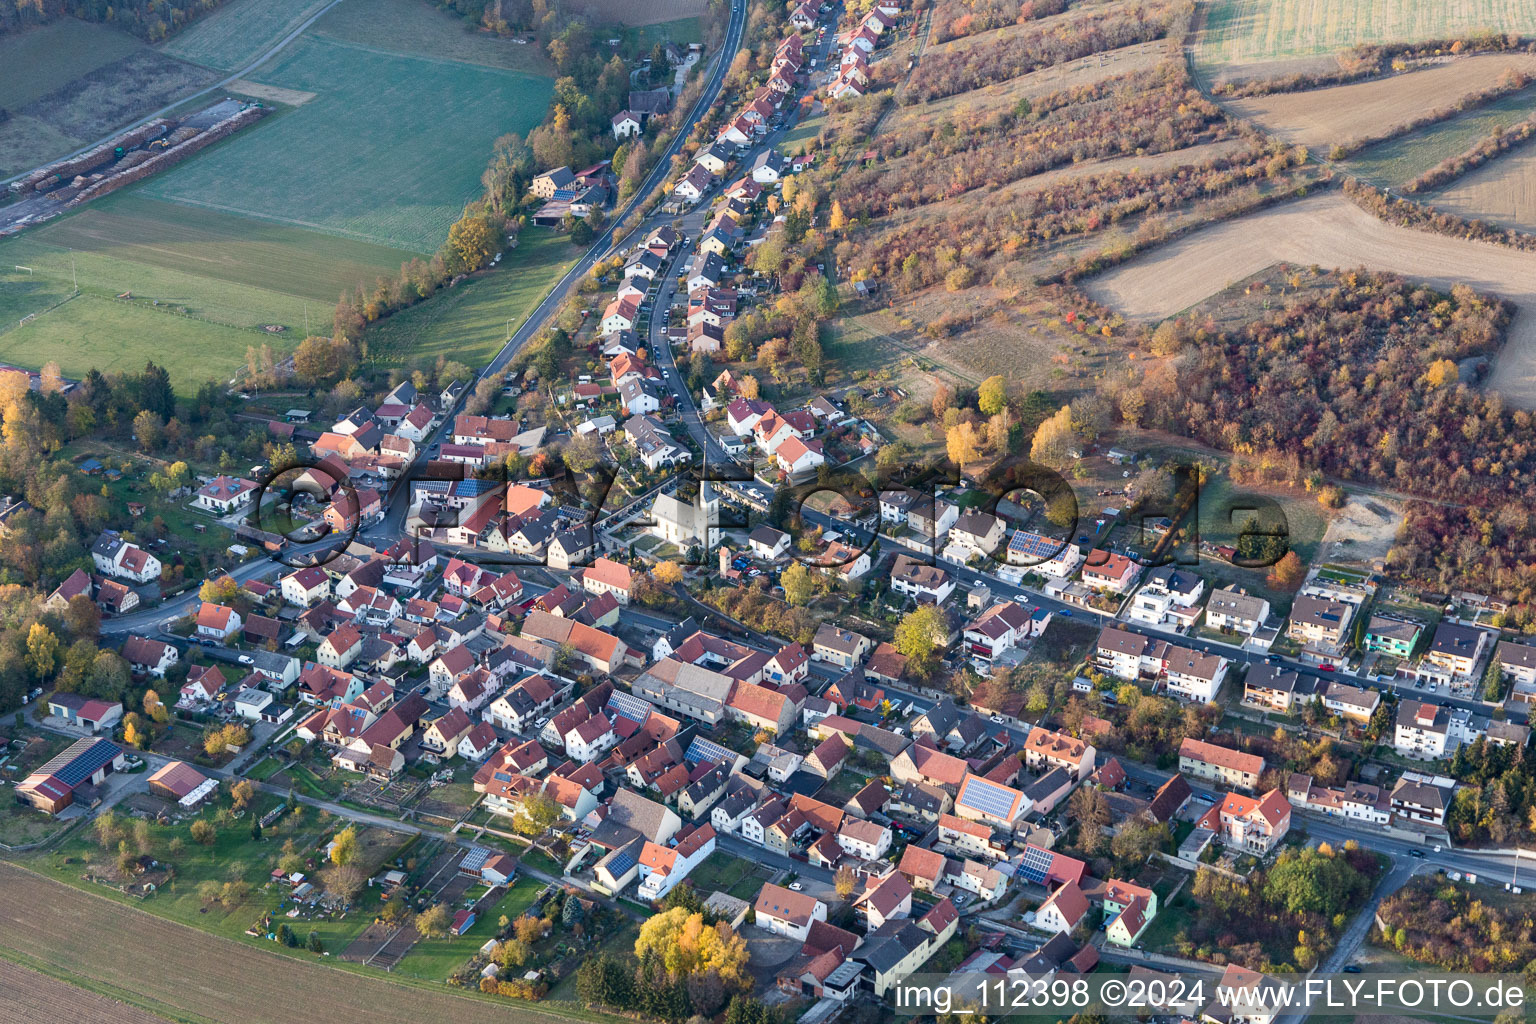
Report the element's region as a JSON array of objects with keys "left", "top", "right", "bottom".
[
  {"left": 845, "top": 62, "right": 1235, "bottom": 218},
  {"left": 0, "top": 0, "right": 227, "bottom": 40},
  {"left": 933, "top": 0, "right": 1069, "bottom": 42},
  {"left": 903, "top": 0, "right": 1185, "bottom": 103}
]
